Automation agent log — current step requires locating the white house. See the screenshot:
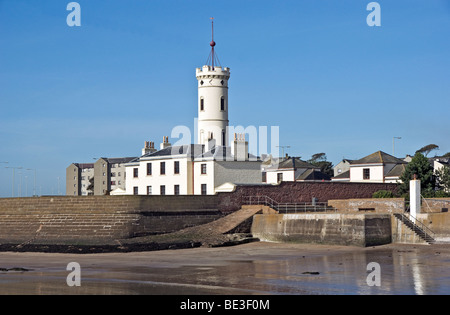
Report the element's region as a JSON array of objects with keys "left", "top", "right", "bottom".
[
  {"left": 125, "top": 140, "right": 262, "bottom": 195},
  {"left": 332, "top": 150, "right": 407, "bottom": 183},
  {"left": 263, "top": 157, "right": 329, "bottom": 184}
]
